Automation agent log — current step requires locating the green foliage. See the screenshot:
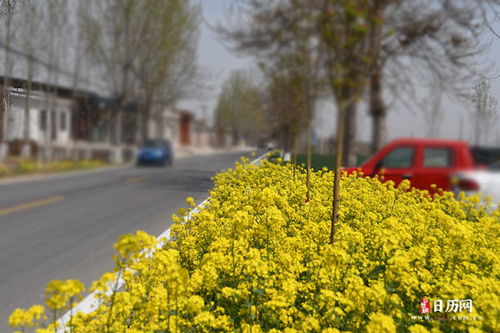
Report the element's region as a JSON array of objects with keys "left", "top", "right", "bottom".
[
  {"left": 7, "top": 159, "right": 106, "bottom": 176},
  {"left": 214, "top": 70, "right": 265, "bottom": 137},
  {"left": 318, "top": 0, "right": 380, "bottom": 103},
  {"left": 0, "top": 163, "right": 8, "bottom": 176},
  {"left": 85, "top": 0, "right": 200, "bottom": 130},
  {"left": 263, "top": 52, "right": 317, "bottom": 149},
  {"left": 295, "top": 153, "right": 367, "bottom": 170},
  {"left": 134, "top": 0, "right": 200, "bottom": 103},
  {"left": 18, "top": 159, "right": 37, "bottom": 173}
]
